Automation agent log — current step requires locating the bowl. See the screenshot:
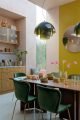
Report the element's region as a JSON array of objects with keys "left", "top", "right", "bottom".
[
  {"left": 40, "top": 77, "right": 48, "bottom": 83},
  {"left": 53, "top": 77, "right": 60, "bottom": 83}
]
